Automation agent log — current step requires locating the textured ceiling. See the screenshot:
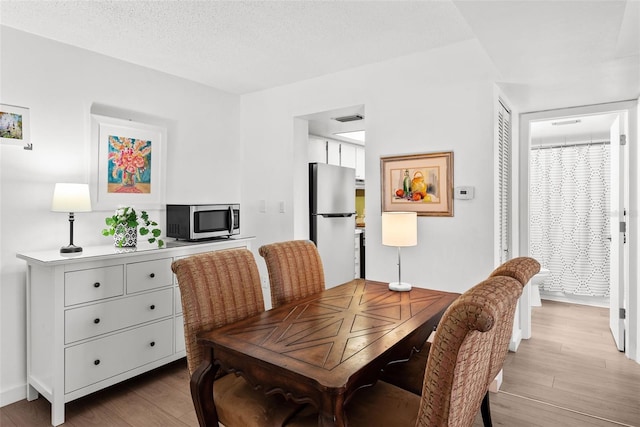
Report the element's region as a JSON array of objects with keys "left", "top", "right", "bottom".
[
  {"left": 0, "top": 0, "right": 474, "bottom": 94},
  {"left": 456, "top": 0, "right": 639, "bottom": 111},
  {"left": 1, "top": 0, "right": 638, "bottom": 113}
]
